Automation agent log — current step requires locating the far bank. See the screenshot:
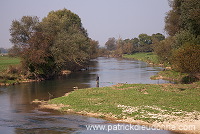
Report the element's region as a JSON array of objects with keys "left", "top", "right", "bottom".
[{"left": 123, "top": 53, "right": 199, "bottom": 84}]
